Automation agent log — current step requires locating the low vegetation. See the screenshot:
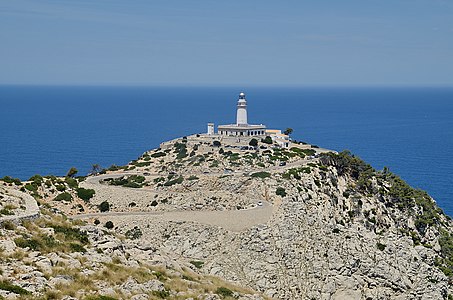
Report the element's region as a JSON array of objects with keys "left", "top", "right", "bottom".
[
  {"left": 250, "top": 172, "right": 271, "bottom": 179},
  {"left": 104, "top": 175, "right": 146, "bottom": 188}
]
